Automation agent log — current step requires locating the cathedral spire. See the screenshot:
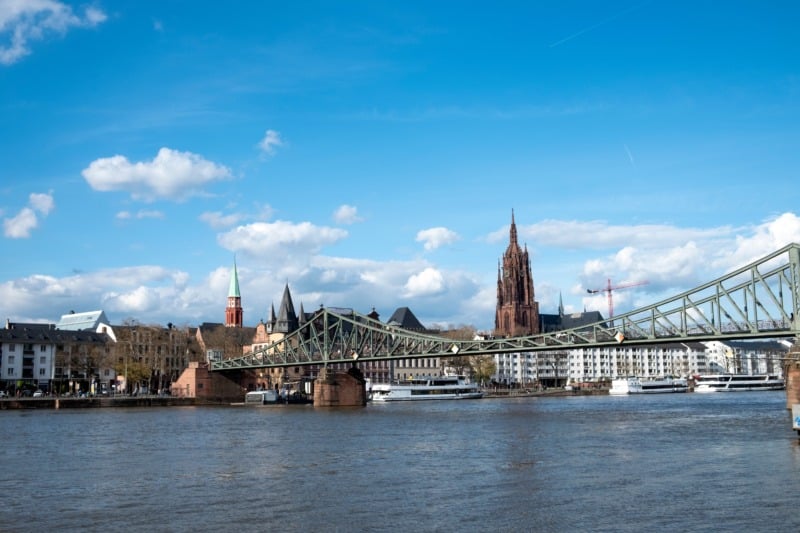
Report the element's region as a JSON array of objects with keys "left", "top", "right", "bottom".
[
  {"left": 509, "top": 209, "right": 518, "bottom": 245},
  {"left": 495, "top": 210, "right": 539, "bottom": 337}
]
